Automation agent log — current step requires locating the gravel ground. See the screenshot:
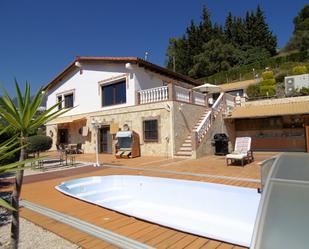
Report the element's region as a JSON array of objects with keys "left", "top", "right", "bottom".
[{"left": 0, "top": 218, "right": 81, "bottom": 249}]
